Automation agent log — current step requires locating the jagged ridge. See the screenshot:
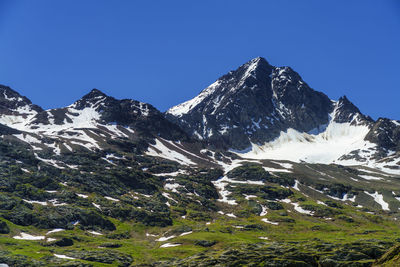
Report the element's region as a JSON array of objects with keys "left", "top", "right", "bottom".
[{"left": 166, "top": 57, "right": 399, "bottom": 173}]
